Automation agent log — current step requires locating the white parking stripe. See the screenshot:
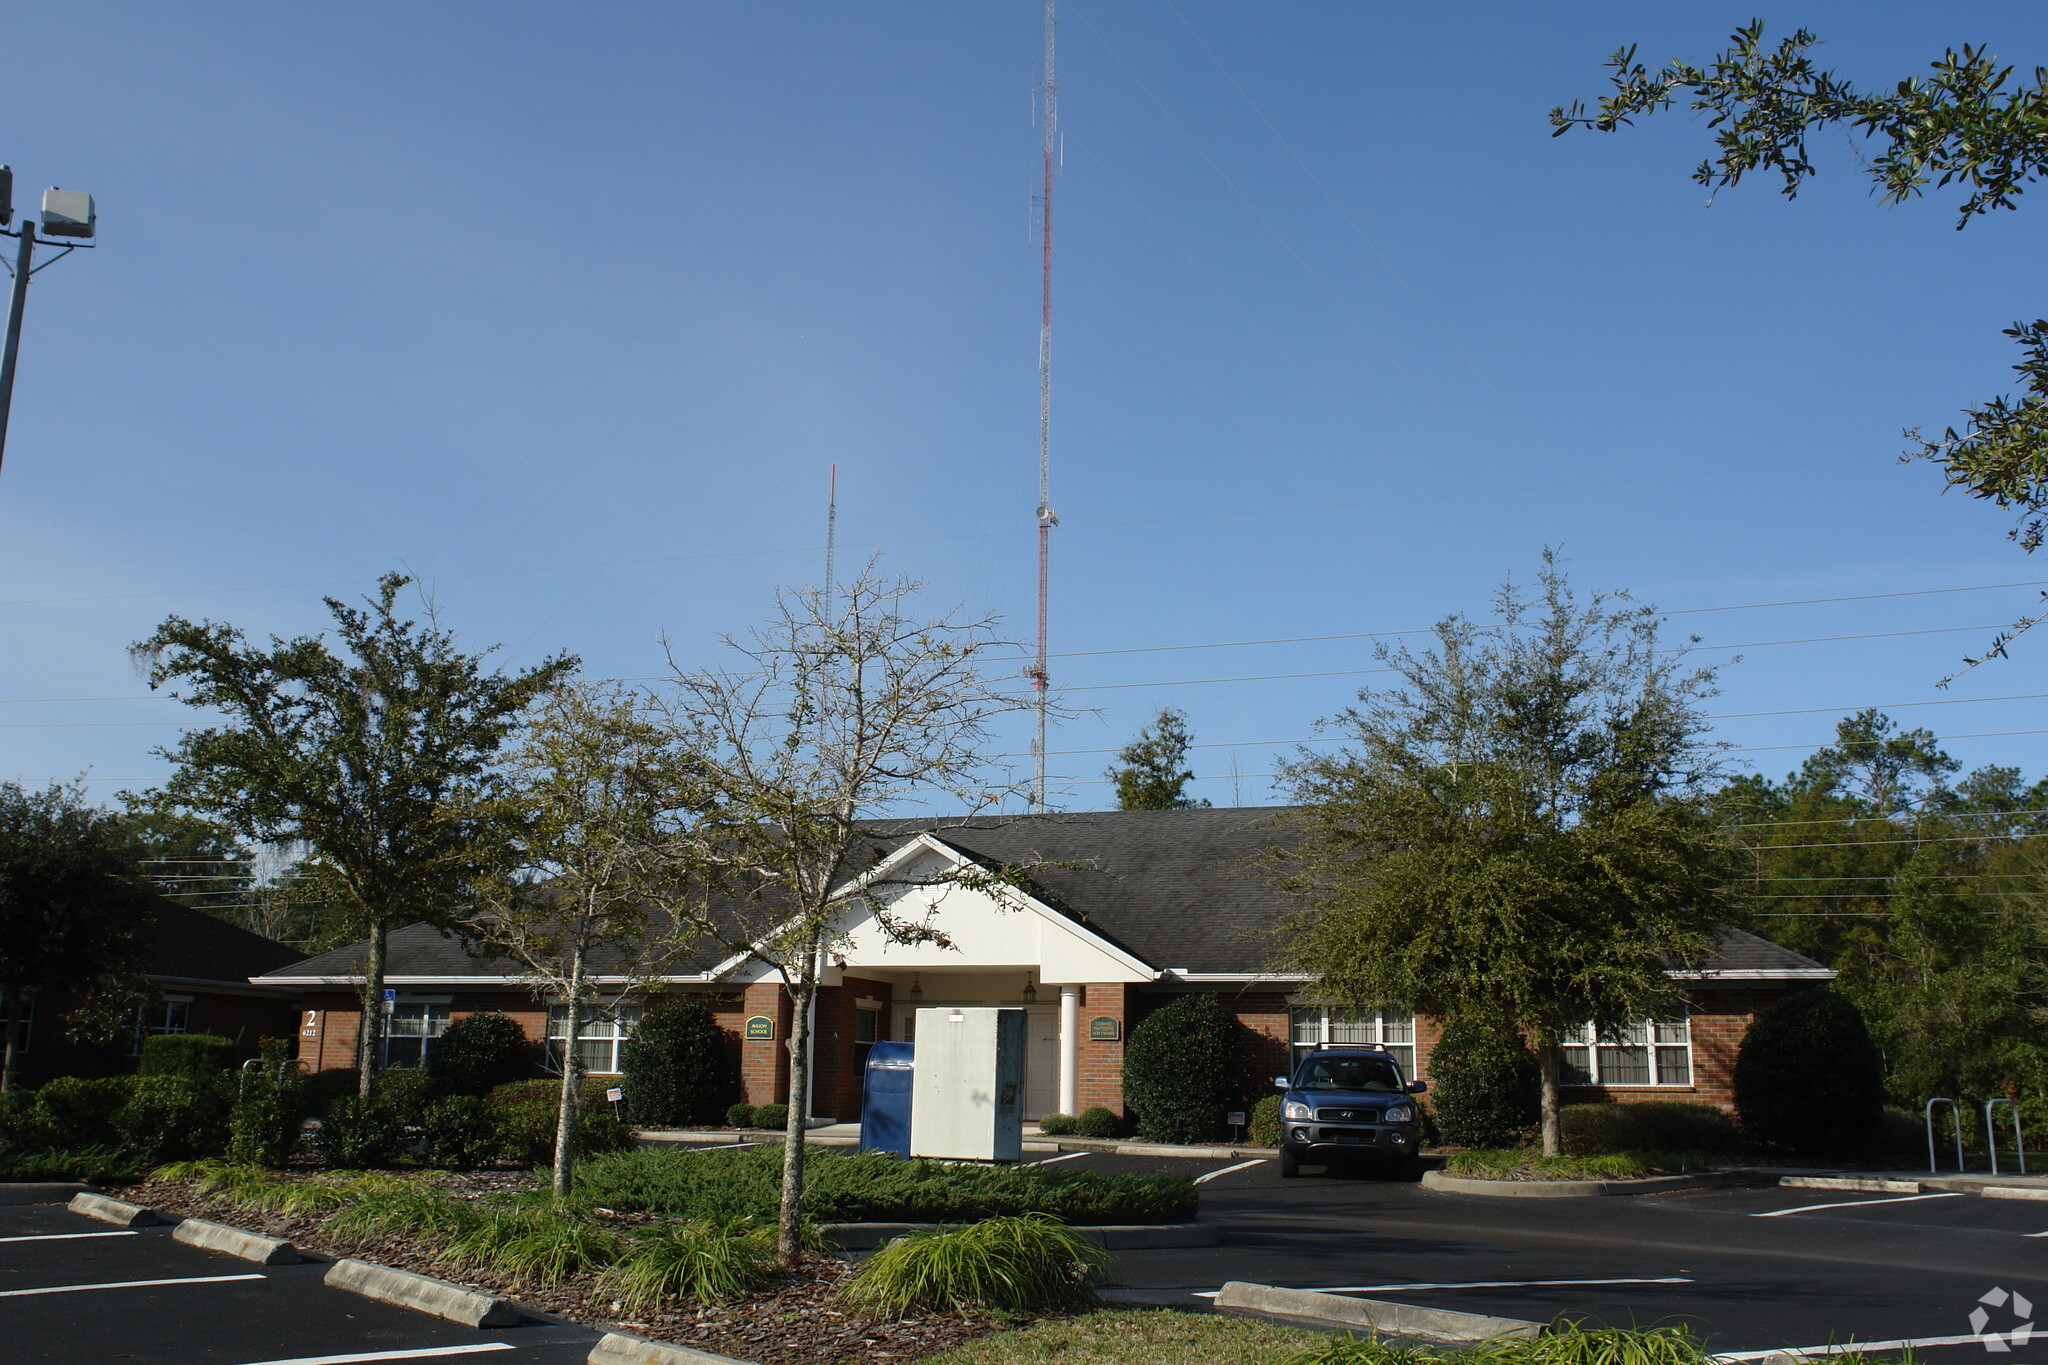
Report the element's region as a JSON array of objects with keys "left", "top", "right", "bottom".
[
  {"left": 1027, "top": 1151, "right": 1092, "bottom": 1166},
  {"left": 1194, "top": 1158, "right": 1265, "bottom": 1185},
  {"left": 0, "top": 1230, "right": 139, "bottom": 1243},
  {"left": 1752, "top": 1192, "right": 1966, "bottom": 1218},
  {"left": 232, "top": 1345, "right": 517, "bottom": 1365},
  {"left": 1714, "top": 1333, "right": 2023, "bottom": 1360},
  {"left": 0, "top": 1272, "right": 265, "bottom": 1297},
  {"left": 1191, "top": 1276, "right": 1691, "bottom": 1299}
]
